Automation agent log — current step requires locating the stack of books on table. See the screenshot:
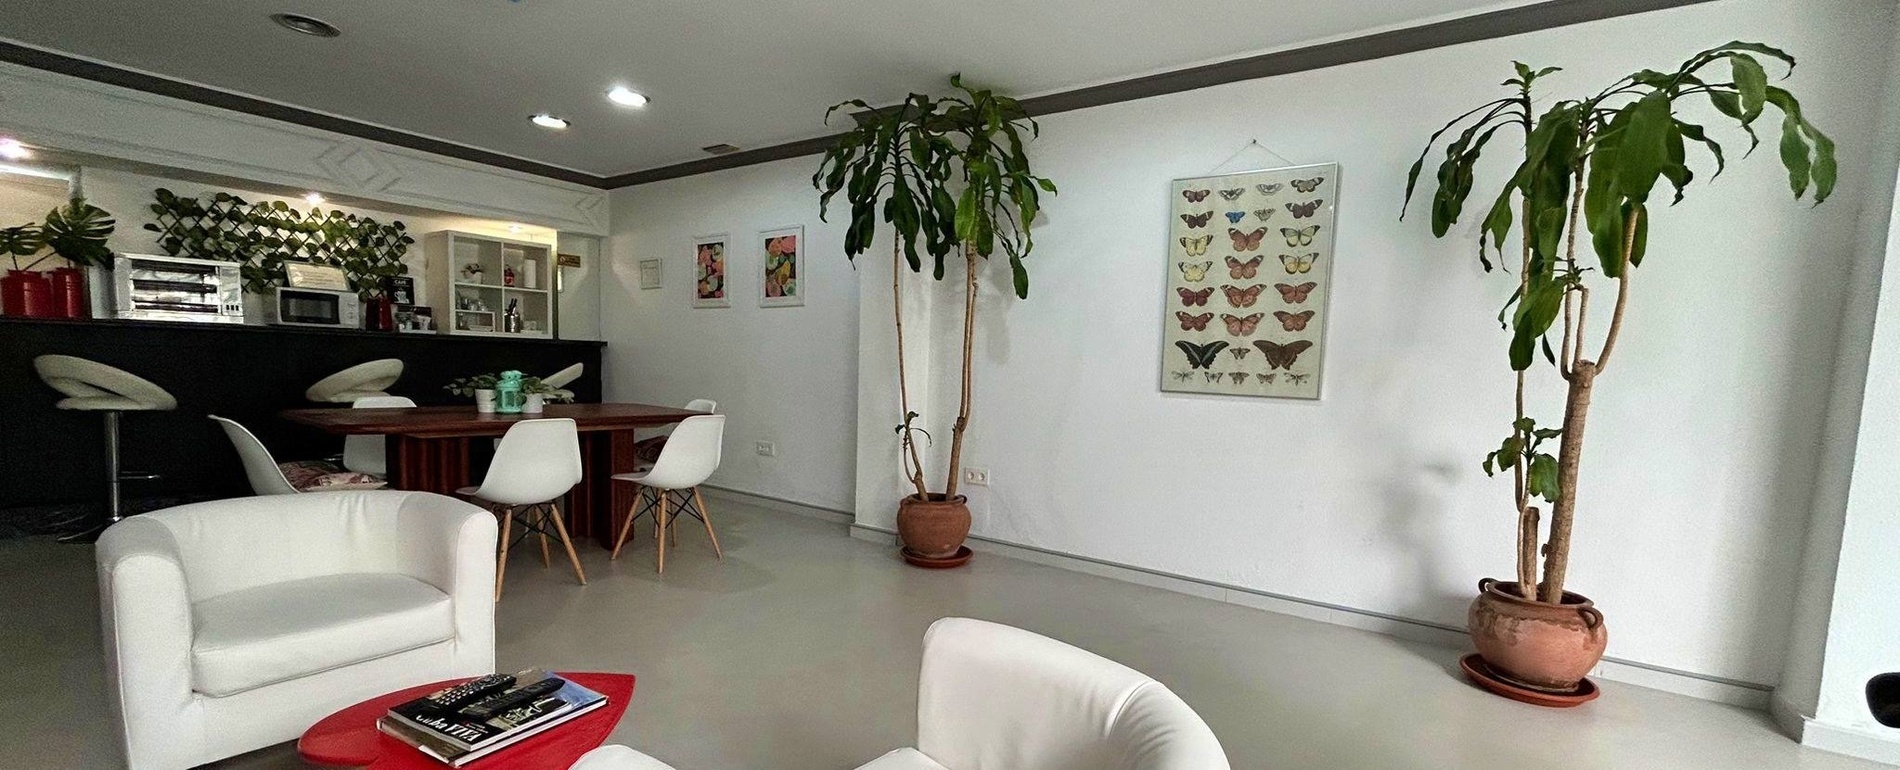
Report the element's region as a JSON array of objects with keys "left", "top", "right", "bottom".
[{"left": 376, "top": 670, "right": 608, "bottom": 767}]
